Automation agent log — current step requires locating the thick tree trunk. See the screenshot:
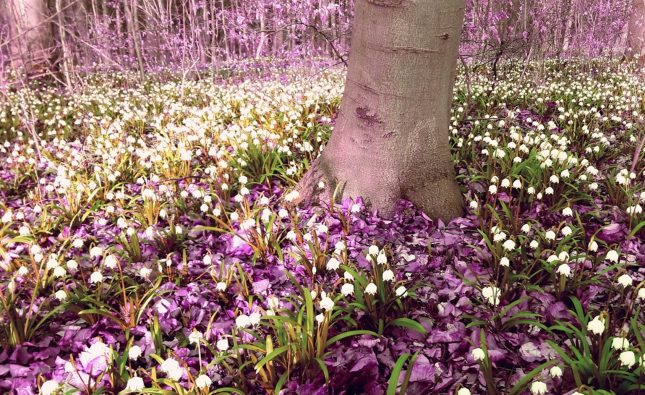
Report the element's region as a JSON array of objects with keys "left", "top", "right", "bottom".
[
  {"left": 6, "top": 0, "right": 52, "bottom": 75},
  {"left": 627, "top": 0, "right": 645, "bottom": 64},
  {"left": 297, "top": 0, "right": 465, "bottom": 221}
]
